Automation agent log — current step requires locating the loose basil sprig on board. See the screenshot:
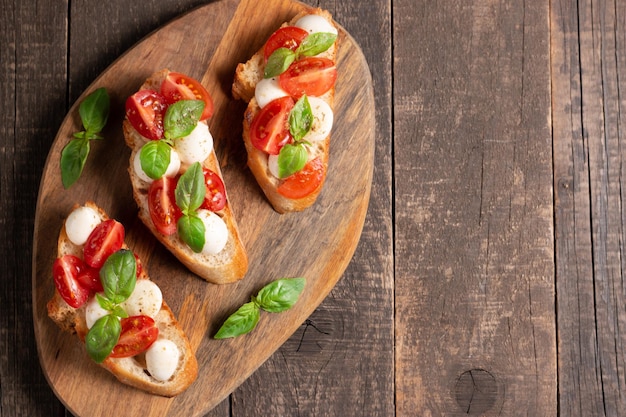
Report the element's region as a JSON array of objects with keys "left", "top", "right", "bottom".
[
  {"left": 214, "top": 277, "right": 306, "bottom": 339},
  {"left": 175, "top": 162, "right": 207, "bottom": 252},
  {"left": 139, "top": 99, "right": 205, "bottom": 180},
  {"left": 277, "top": 95, "right": 313, "bottom": 178},
  {"left": 85, "top": 249, "right": 137, "bottom": 363},
  {"left": 60, "top": 87, "right": 110, "bottom": 188},
  {"left": 265, "top": 32, "right": 337, "bottom": 78}
]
